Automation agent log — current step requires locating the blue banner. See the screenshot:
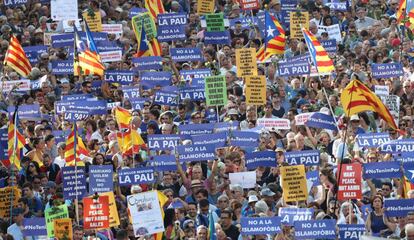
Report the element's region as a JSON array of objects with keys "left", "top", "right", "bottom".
[
  {"left": 305, "top": 112, "right": 337, "bottom": 131},
  {"left": 0, "top": 129, "right": 8, "bottom": 160},
  {"left": 22, "top": 218, "right": 47, "bottom": 236},
  {"left": 279, "top": 208, "right": 314, "bottom": 226},
  {"left": 8, "top": 104, "right": 41, "bottom": 120},
  {"left": 4, "top": 0, "right": 28, "bottom": 6},
  {"left": 118, "top": 167, "right": 155, "bottom": 186},
  {"left": 384, "top": 199, "right": 414, "bottom": 217},
  {"left": 151, "top": 155, "right": 182, "bottom": 171},
  {"left": 148, "top": 134, "right": 181, "bottom": 150},
  {"left": 177, "top": 144, "right": 216, "bottom": 162},
  {"left": 379, "top": 139, "right": 414, "bottom": 153},
  {"left": 230, "top": 131, "right": 259, "bottom": 147},
  {"left": 294, "top": 220, "right": 336, "bottom": 240},
  {"left": 229, "top": 17, "right": 257, "bottom": 30},
  {"left": 129, "top": 7, "right": 147, "bottom": 18},
  {"left": 53, "top": 130, "right": 70, "bottom": 144},
  {"left": 157, "top": 13, "right": 187, "bottom": 41},
  {"left": 180, "top": 69, "right": 211, "bottom": 86},
  {"left": 306, "top": 170, "right": 321, "bottom": 187},
  {"left": 154, "top": 91, "right": 179, "bottom": 106},
  {"left": 320, "top": 39, "right": 337, "bottom": 54},
  {"left": 89, "top": 165, "right": 113, "bottom": 194},
  {"left": 23, "top": 45, "right": 48, "bottom": 65},
  {"left": 121, "top": 86, "right": 140, "bottom": 99},
  {"left": 51, "top": 60, "right": 74, "bottom": 75},
  {"left": 245, "top": 151, "right": 276, "bottom": 169},
  {"left": 204, "top": 31, "right": 231, "bottom": 45},
  {"left": 62, "top": 166, "right": 87, "bottom": 200},
  {"left": 278, "top": 56, "right": 310, "bottom": 77},
  {"left": 104, "top": 70, "right": 135, "bottom": 85},
  {"left": 191, "top": 132, "right": 227, "bottom": 148},
  {"left": 285, "top": 150, "right": 320, "bottom": 166},
  {"left": 56, "top": 99, "right": 107, "bottom": 115},
  {"left": 179, "top": 123, "right": 215, "bottom": 136},
  {"left": 363, "top": 161, "right": 401, "bottom": 179},
  {"left": 240, "top": 217, "right": 281, "bottom": 235},
  {"left": 95, "top": 40, "right": 123, "bottom": 52},
  {"left": 395, "top": 152, "right": 414, "bottom": 163},
  {"left": 179, "top": 87, "right": 206, "bottom": 101},
  {"left": 51, "top": 32, "right": 108, "bottom": 48},
  {"left": 61, "top": 94, "right": 95, "bottom": 101},
  {"left": 280, "top": 0, "right": 297, "bottom": 26},
  {"left": 357, "top": 133, "right": 390, "bottom": 147},
  {"left": 129, "top": 97, "right": 149, "bottom": 110},
  {"left": 214, "top": 121, "right": 239, "bottom": 133},
  {"left": 132, "top": 56, "right": 163, "bottom": 71},
  {"left": 141, "top": 71, "right": 171, "bottom": 88},
  {"left": 372, "top": 63, "right": 404, "bottom": 79},
  {"left": 170, "top": 48, "right": 203, "bottom": 62},
  {"left": 338, "top": 224, "right": 365, "bottom": 240}
]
